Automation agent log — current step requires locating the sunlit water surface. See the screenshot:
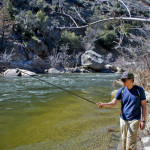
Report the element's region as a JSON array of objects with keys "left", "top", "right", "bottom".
[{"left": 0, "top": 73, "right": 121, "bottom": 150}]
